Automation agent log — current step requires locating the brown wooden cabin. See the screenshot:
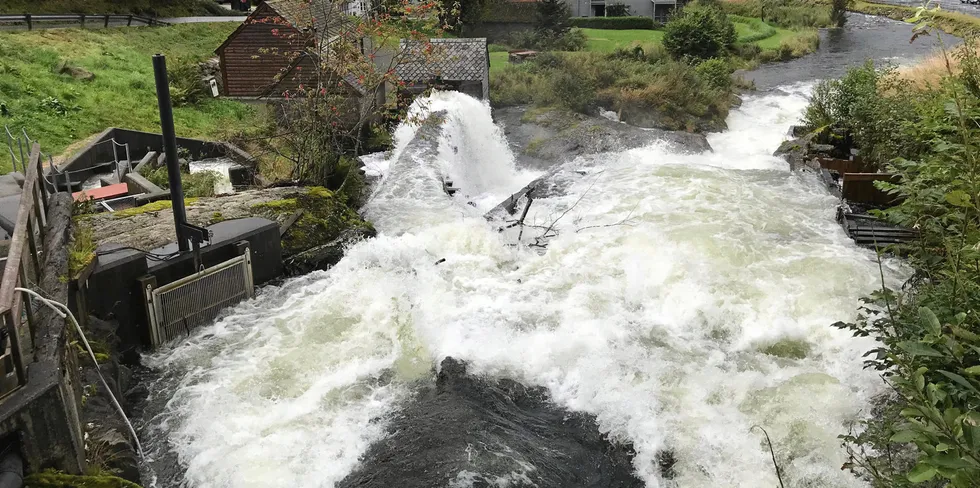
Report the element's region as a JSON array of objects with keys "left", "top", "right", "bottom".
[{"left": 216, "top": 0, "right": 360, "bottom": 98}]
